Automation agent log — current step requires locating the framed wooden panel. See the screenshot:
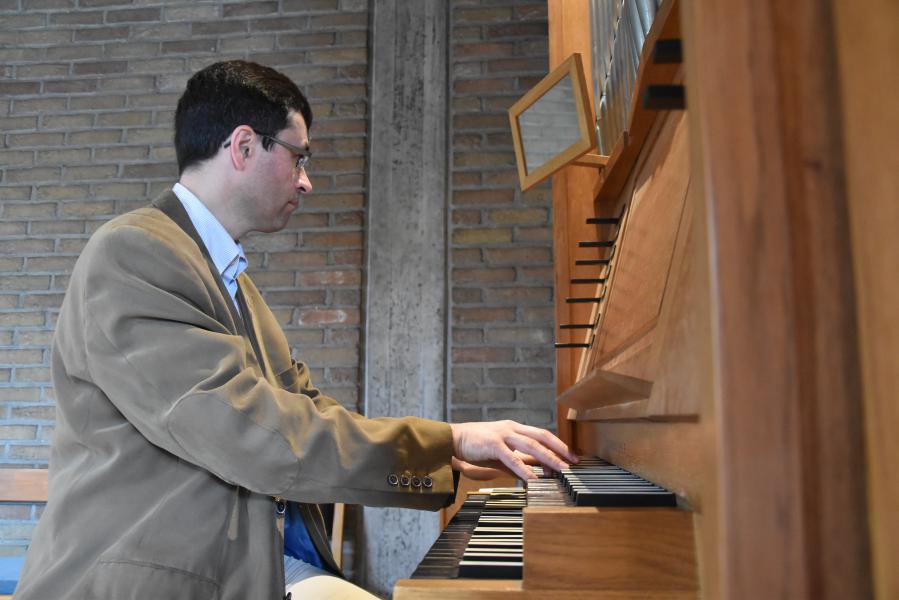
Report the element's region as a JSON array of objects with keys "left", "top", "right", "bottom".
[{"left": 508, "top": 53, "right": 599, "bottom": 192}]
